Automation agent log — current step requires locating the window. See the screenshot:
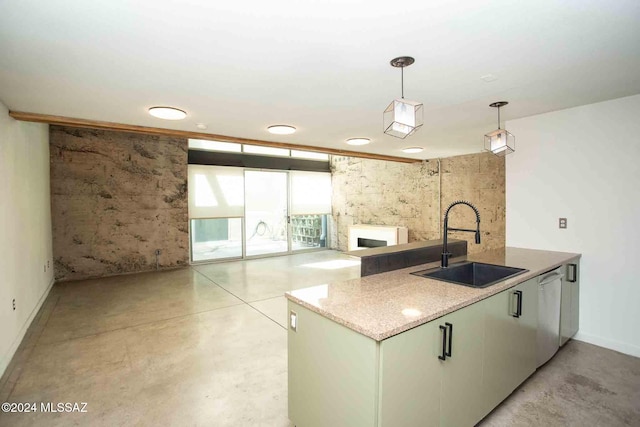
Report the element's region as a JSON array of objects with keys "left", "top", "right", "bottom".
[
  {"left": 187, "top": 158, "right": 333, "bottom": 261},
  {"left": 188, "top": 139, "right": 241, "bottom": 152},
  {"left": 290, "top": 171, "right": 332, "bottom": 215},
  {"left": 242, "top": 145, "right": 290, "bottom": 157},
  {"left": 188, "top": 165, "right": 245, "bottom": 262},
  {"left": 291, "top": 214, "right": 329, "bottom": 251},
  {"left": 188, "top": 165, "right": 244, "bottom": 218},
  {"left": 188, "top": 139, "right": 330, "bottom": 162},
  {"left": 291, "top": 150, "right": 329, "bottom": 161},
  {"left": 190, "top": 218, "right": 242, "bottom": 261},
  {"left": 290, "top": 171, "right": 331, "bottom": 251}
]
